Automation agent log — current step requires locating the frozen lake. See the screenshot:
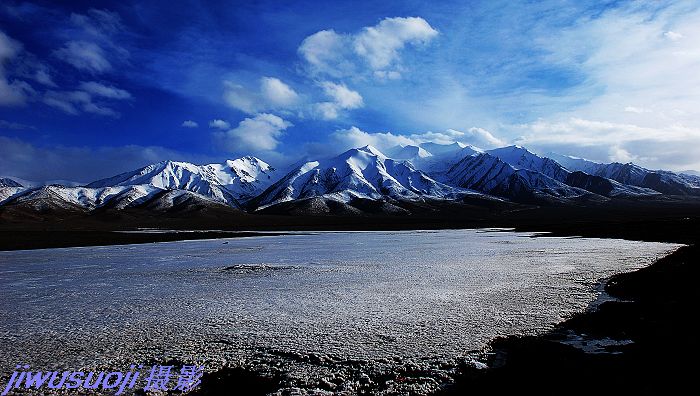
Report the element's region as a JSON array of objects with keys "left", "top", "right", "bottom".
[{"left": 0, "top": 230, "right": 680, "bottom": 393}]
